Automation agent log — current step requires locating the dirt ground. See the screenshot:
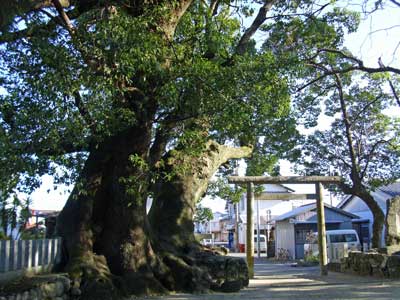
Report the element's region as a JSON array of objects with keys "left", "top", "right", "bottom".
[{"left": 133, "top": 255, "right": 400, "bottom": 300}]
